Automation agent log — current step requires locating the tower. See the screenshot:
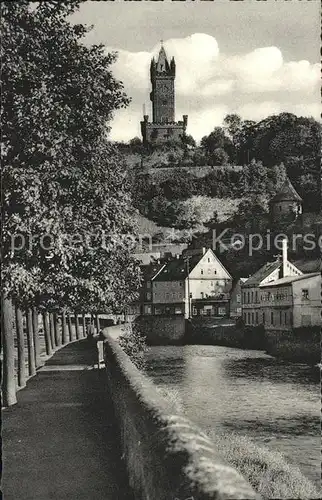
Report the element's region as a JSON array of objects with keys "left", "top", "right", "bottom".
[
  {"left": 141, "top": 43, "right": 188, "bottom": 145},
  {"left": 269, "top": 177, "right": 303, "bottom": 225}
]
